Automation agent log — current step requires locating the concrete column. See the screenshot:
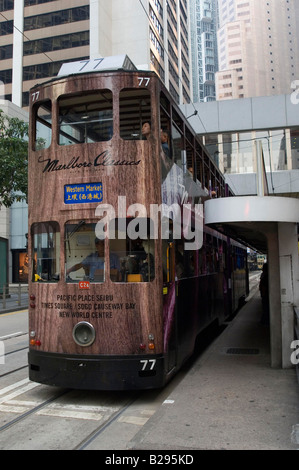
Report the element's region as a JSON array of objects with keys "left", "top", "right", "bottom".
[
  {"left": 278, "top": 222, "right": 299, "bottom": 368},
  {"left": 12, "top": 0, "right": 24, "bottom": 107},
  {"left": 265, "top": 224, "right": 282, "bottom": 368}
]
